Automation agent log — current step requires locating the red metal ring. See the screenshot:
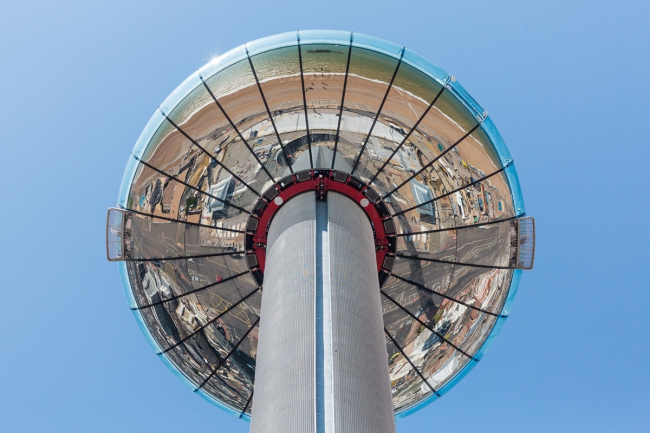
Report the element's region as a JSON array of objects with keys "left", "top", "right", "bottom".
[{"left": 244, "top": 169, "right": 396, "bottom": 287}]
